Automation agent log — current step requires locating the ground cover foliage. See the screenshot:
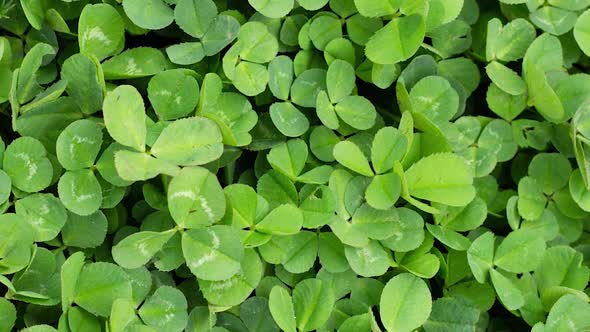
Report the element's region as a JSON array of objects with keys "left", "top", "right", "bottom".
[{"left": 0, "top": 0, "right": 590, "bottom": 331}]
